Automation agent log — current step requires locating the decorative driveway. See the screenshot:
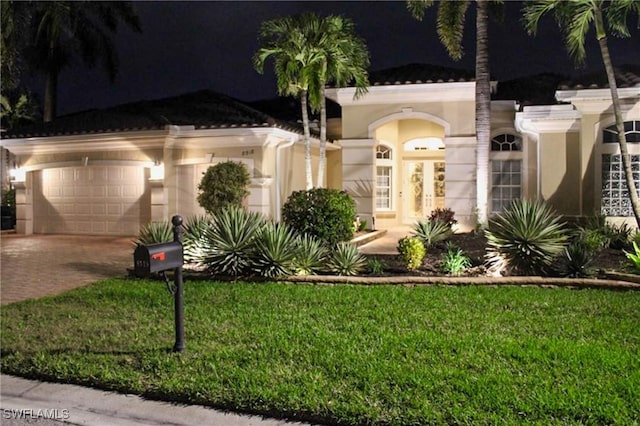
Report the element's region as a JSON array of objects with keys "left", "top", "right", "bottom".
[{"left": 1, "top": 234, "right": 134, "bottom": 305}]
